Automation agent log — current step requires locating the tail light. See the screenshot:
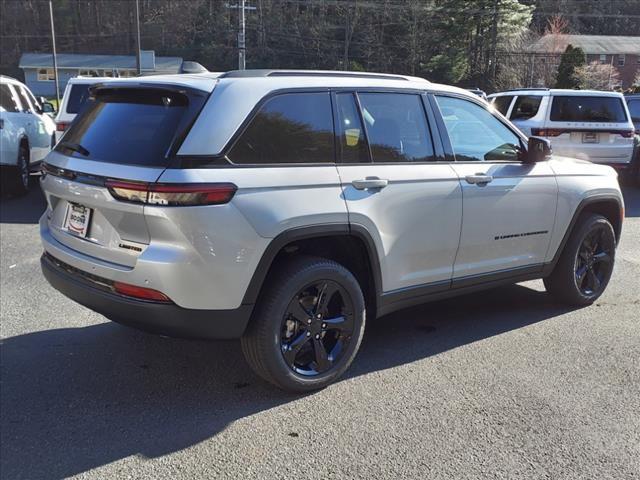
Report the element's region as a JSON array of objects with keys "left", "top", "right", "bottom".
[
  {"left": 105, "top": 180, "right": 237, "bottom": 206},
  {"left": 531, "top": 128, "right": 564, "bottom": 137},
  {"left": 618, "top": 130, "right": 634, "bottom": 138},
  {"left": 56, "top": 122, "right": 68, "bottom": 132},
  {"left": 113, "top": 281, "right": 171, "bottom": 302}
]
